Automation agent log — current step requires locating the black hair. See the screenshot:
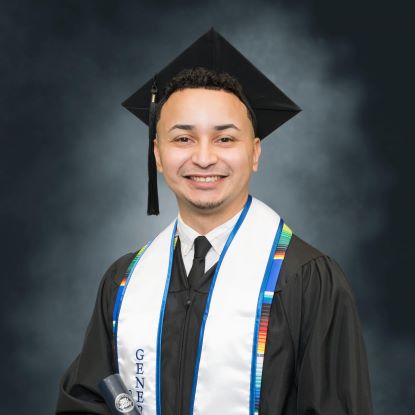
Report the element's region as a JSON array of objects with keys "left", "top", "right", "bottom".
[{"left": 154, "top": 67, "right": 257, "bottom": 134}]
